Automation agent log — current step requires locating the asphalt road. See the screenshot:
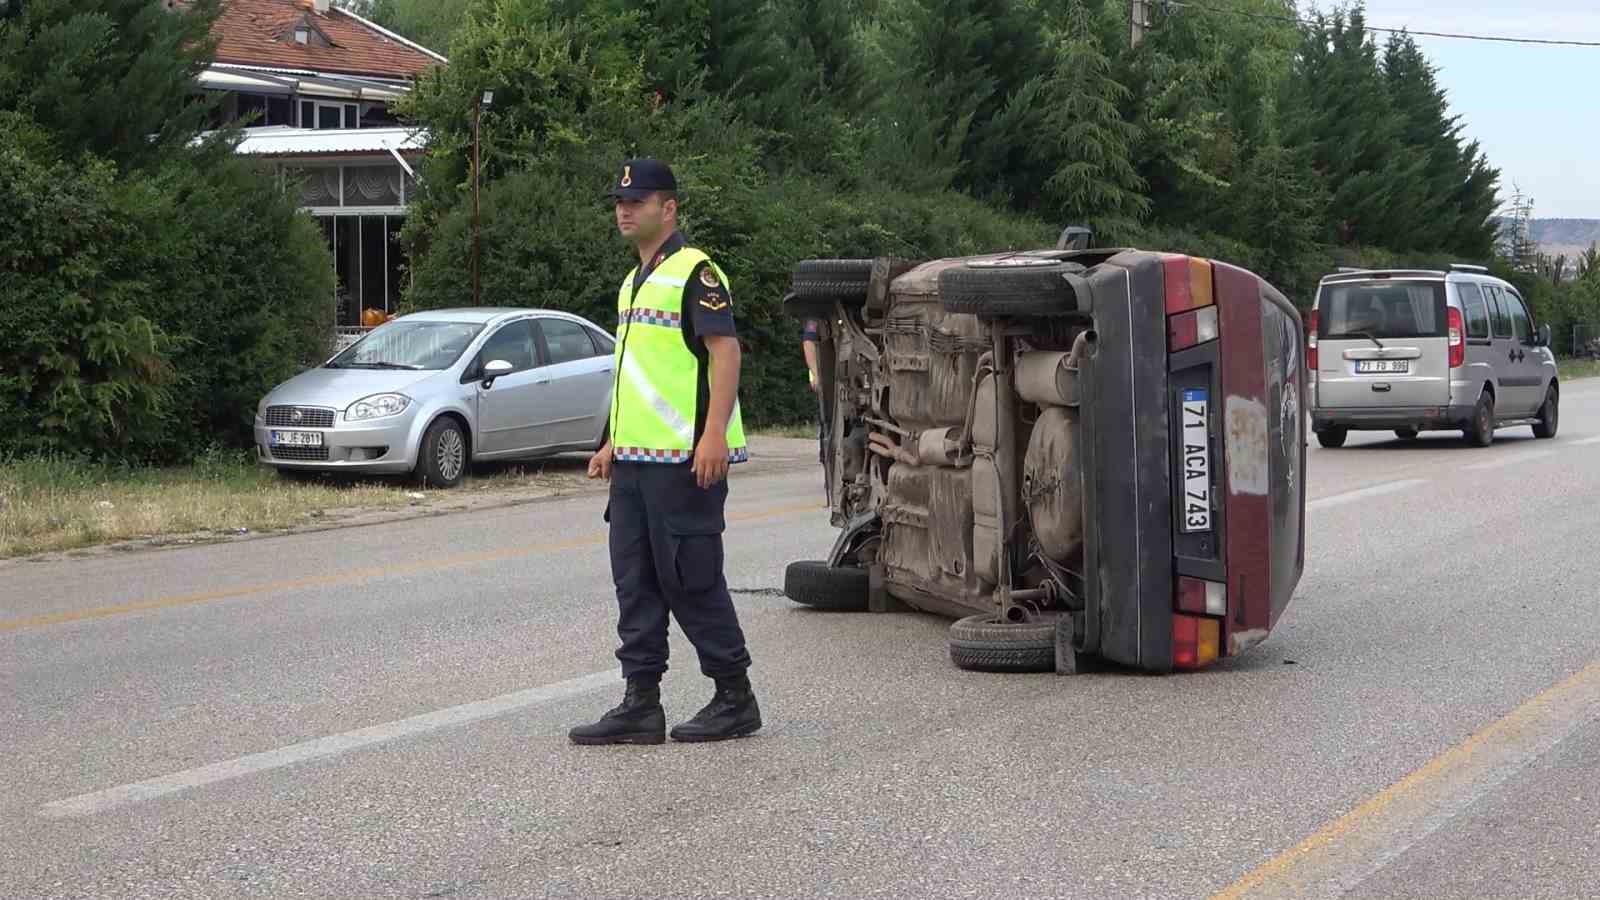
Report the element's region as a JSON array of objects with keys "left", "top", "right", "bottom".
[{"left": 4, "top": 382, "right": 1600, "bottom": 900}]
